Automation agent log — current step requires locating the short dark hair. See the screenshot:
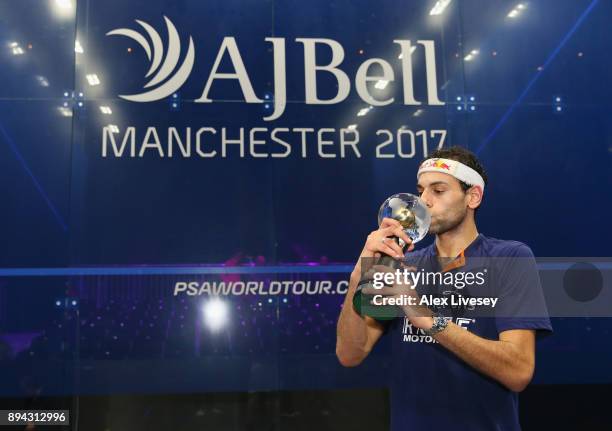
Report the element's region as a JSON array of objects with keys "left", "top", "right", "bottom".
[{"left": 424, "top": 146, "right": 488, "bottom": 192}]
